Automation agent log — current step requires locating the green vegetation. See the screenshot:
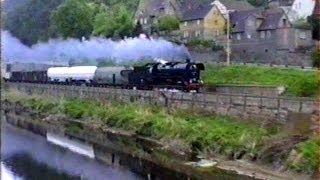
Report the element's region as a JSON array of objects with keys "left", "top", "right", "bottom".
[
  {"left": 93, "top": 4, "right": 135, "bottom": 38},
  {"left": 3, "top": 0, "right": 139, "bottom": 45},
  {"left": 247, "top": 0, "right": 267, "bottom": 7},
  {"left": 187, "top": 39, "right": 224, "bottom": 52},
  {"left": 7, "top": 91, "right": 270, "bottom": 156},
  {"left": 289, "top": 138, "right": 320, "bottom": 174},
  {"left": 156, "top": 16, "right": 180, "bottom": 33},
  {"left": 51, "top": 0, "right": 96, "bottom": 40},
  {"left": 203, "top": 65, "right": 318, "bottom": 97},
  {"left": 293, "top": 18, "right": 312, "bottom": 30},
  {"left": 308, "top": 15, "right": 320, "bottom": 40},
  {"left": 3, "top": 0, "right": 65, "bottom": 45}
]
